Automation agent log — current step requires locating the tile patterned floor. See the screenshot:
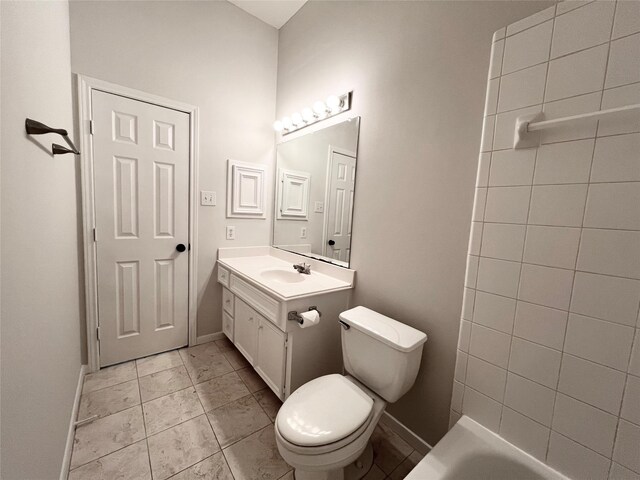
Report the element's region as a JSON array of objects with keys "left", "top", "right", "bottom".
[{"left": 68, "top": 338, "right": 424, "bottom": 480}]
